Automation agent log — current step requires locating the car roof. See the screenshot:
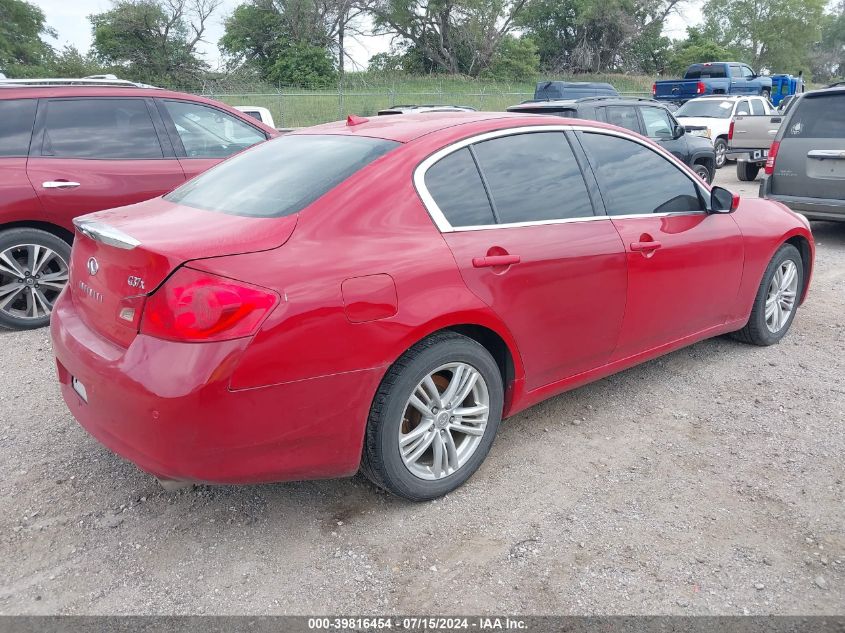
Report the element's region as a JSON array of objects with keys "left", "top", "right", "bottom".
[
  {"left": 508, "top": 97, "right": 668, "bottom": 109},
  {"left": 293, "top": 111, "right": 622, "bottom": 143},
  {"left": 0, "top": 85, "right": 223, "bottom": 105},
  {"left": 804, "top": 85, "right": 845, "bottom": 97}
]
